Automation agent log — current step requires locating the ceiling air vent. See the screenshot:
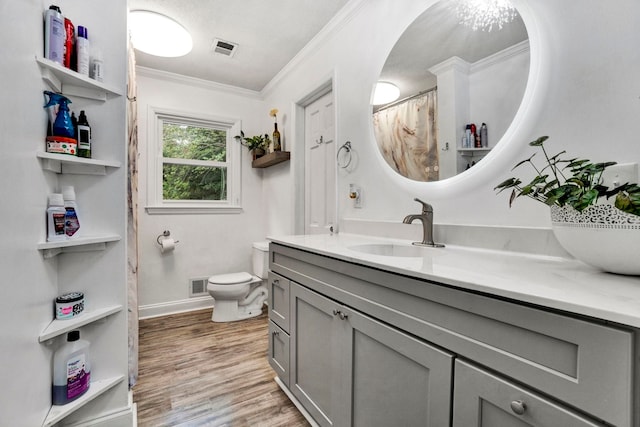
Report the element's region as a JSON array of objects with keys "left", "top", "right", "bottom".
[{"left": 211, "top": 38, "right": 238, "bottom": 57}]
